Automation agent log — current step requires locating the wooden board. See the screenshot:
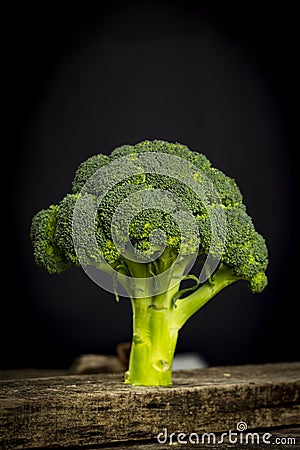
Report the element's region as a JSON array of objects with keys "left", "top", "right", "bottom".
[{"left": 0, "top": 362, "right": 299, "bottom": 449}]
